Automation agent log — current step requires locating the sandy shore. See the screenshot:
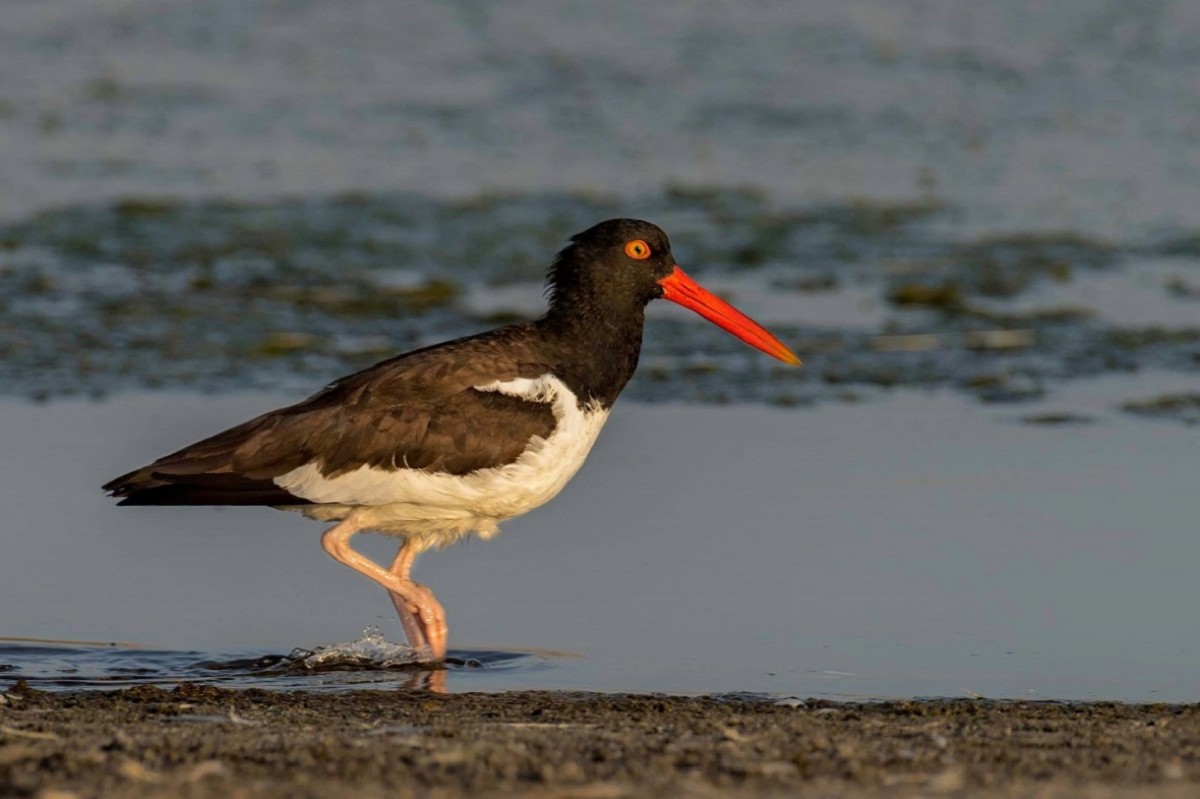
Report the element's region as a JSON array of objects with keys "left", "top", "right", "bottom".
[{"left": 1, "top": 683, "right": 1197, "bottom": 798}]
